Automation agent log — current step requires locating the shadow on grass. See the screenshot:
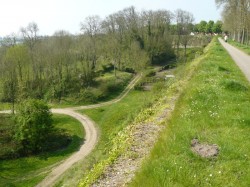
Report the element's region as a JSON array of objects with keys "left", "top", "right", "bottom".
[
  {"left": 38, "top": 134, "right": 84, "bottom": 160},
  {"left": 224, "top": 80, "right": 248, "bottom": 92}
]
